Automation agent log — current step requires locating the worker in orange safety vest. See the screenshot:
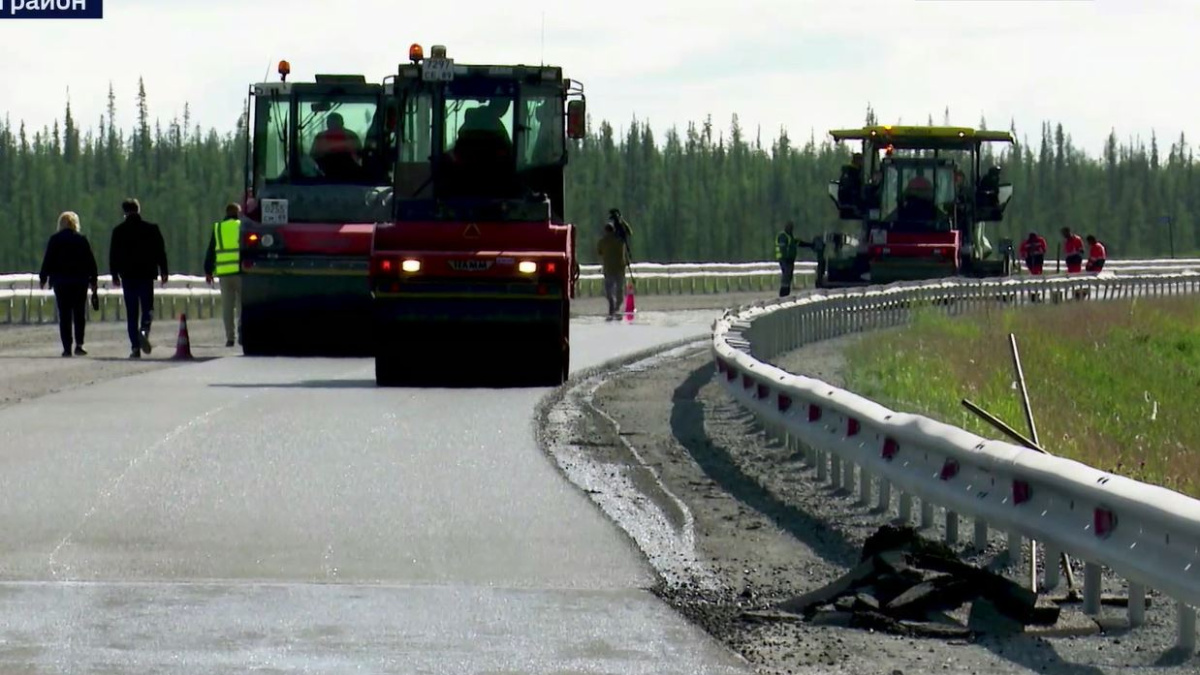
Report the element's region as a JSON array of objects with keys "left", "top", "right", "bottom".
[
  {"left": 1060, "top": 227, "right": 1085, "bottom": 273},
  {"left": 1019, "top": 231, "right": 1048, "bottom": 275},
  {"left": 1085, "top": 235, "right": 1107, "bottom": 272}
]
